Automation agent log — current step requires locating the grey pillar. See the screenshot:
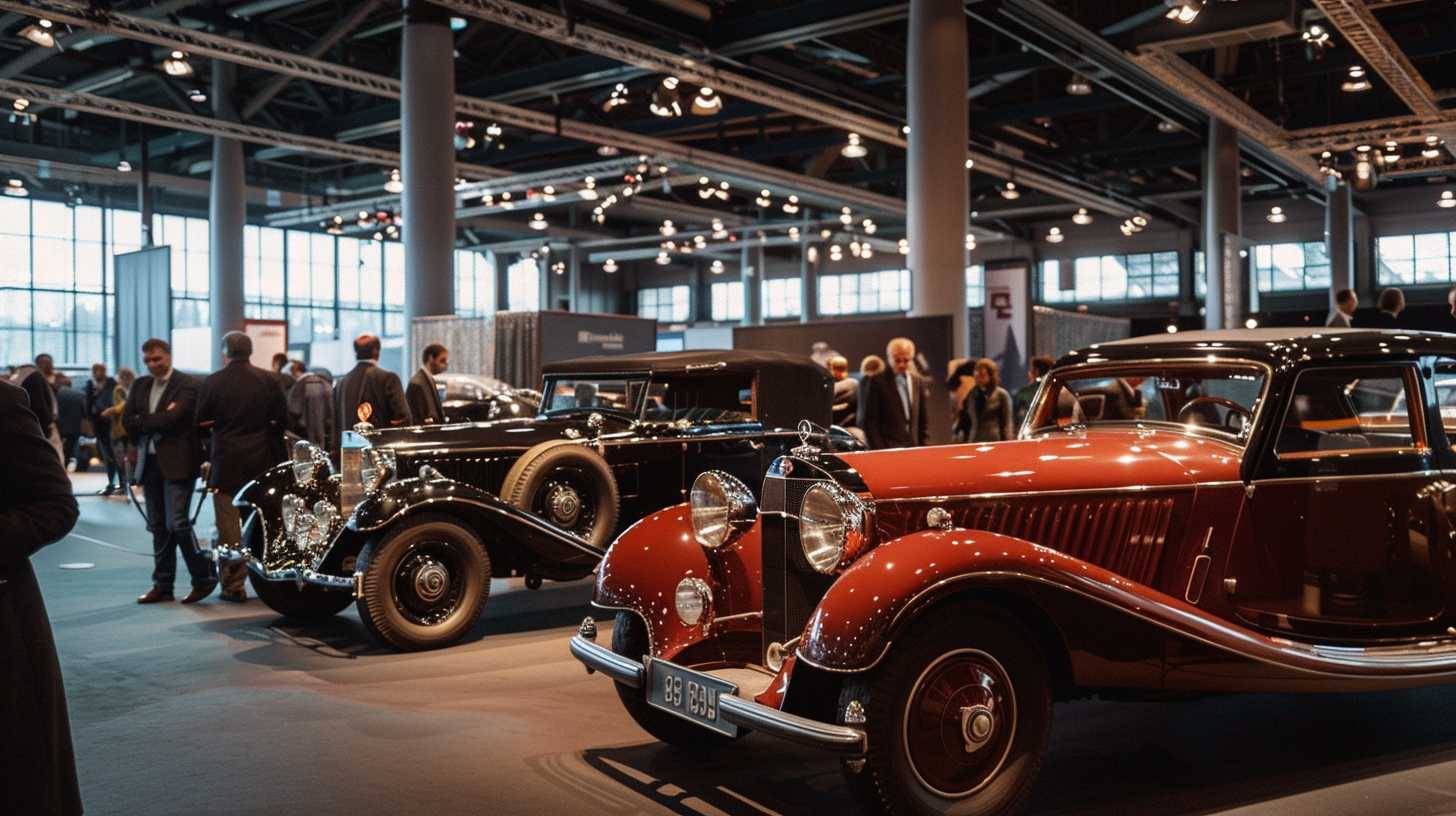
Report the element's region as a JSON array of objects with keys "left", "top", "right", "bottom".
[
  {"left": 1325, "top": 177, "right": 1354, "bottom": 313},
  {"left": 907, "top": 0, "right": 969, "bottom": 356},
  {"left": 402, "top": 1, "right": 456, "bottom": 355},
  {"left": 1202, "top": 118, "right": 1243, "bottom": 329},
  {"left": 209, "top": 60, "right": 246, "bottom": 370}
]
